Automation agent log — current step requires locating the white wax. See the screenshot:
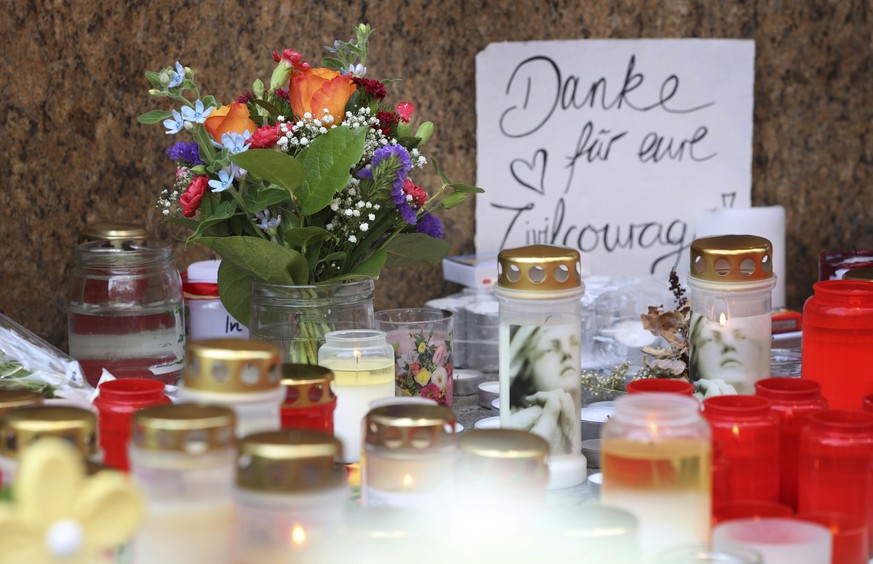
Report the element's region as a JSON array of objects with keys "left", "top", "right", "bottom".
[
  {"left": 693, "top": 205, "right": 787, "bottom": 308},
  {"left": 324, "top": 358, "right": 395, "bottom": 463},
  {"left": 581, "top": 403, "right": 615, "bottom": 424},
  {"left": 132, "top": 500, "right": 235, "bottom": 564}
]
